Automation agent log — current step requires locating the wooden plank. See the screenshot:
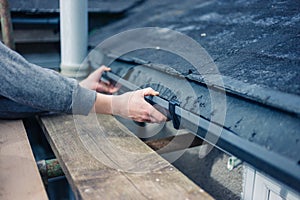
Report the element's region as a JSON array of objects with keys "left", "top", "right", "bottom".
[
  {"left": 39, "top": 114, "right": 213, "bottom": 199},
  {"left": 0, "top": 120, "right": 48, "bottom": 200},
  {"left": 145, "top": 133, "right": 203, "bottom": 154}
]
